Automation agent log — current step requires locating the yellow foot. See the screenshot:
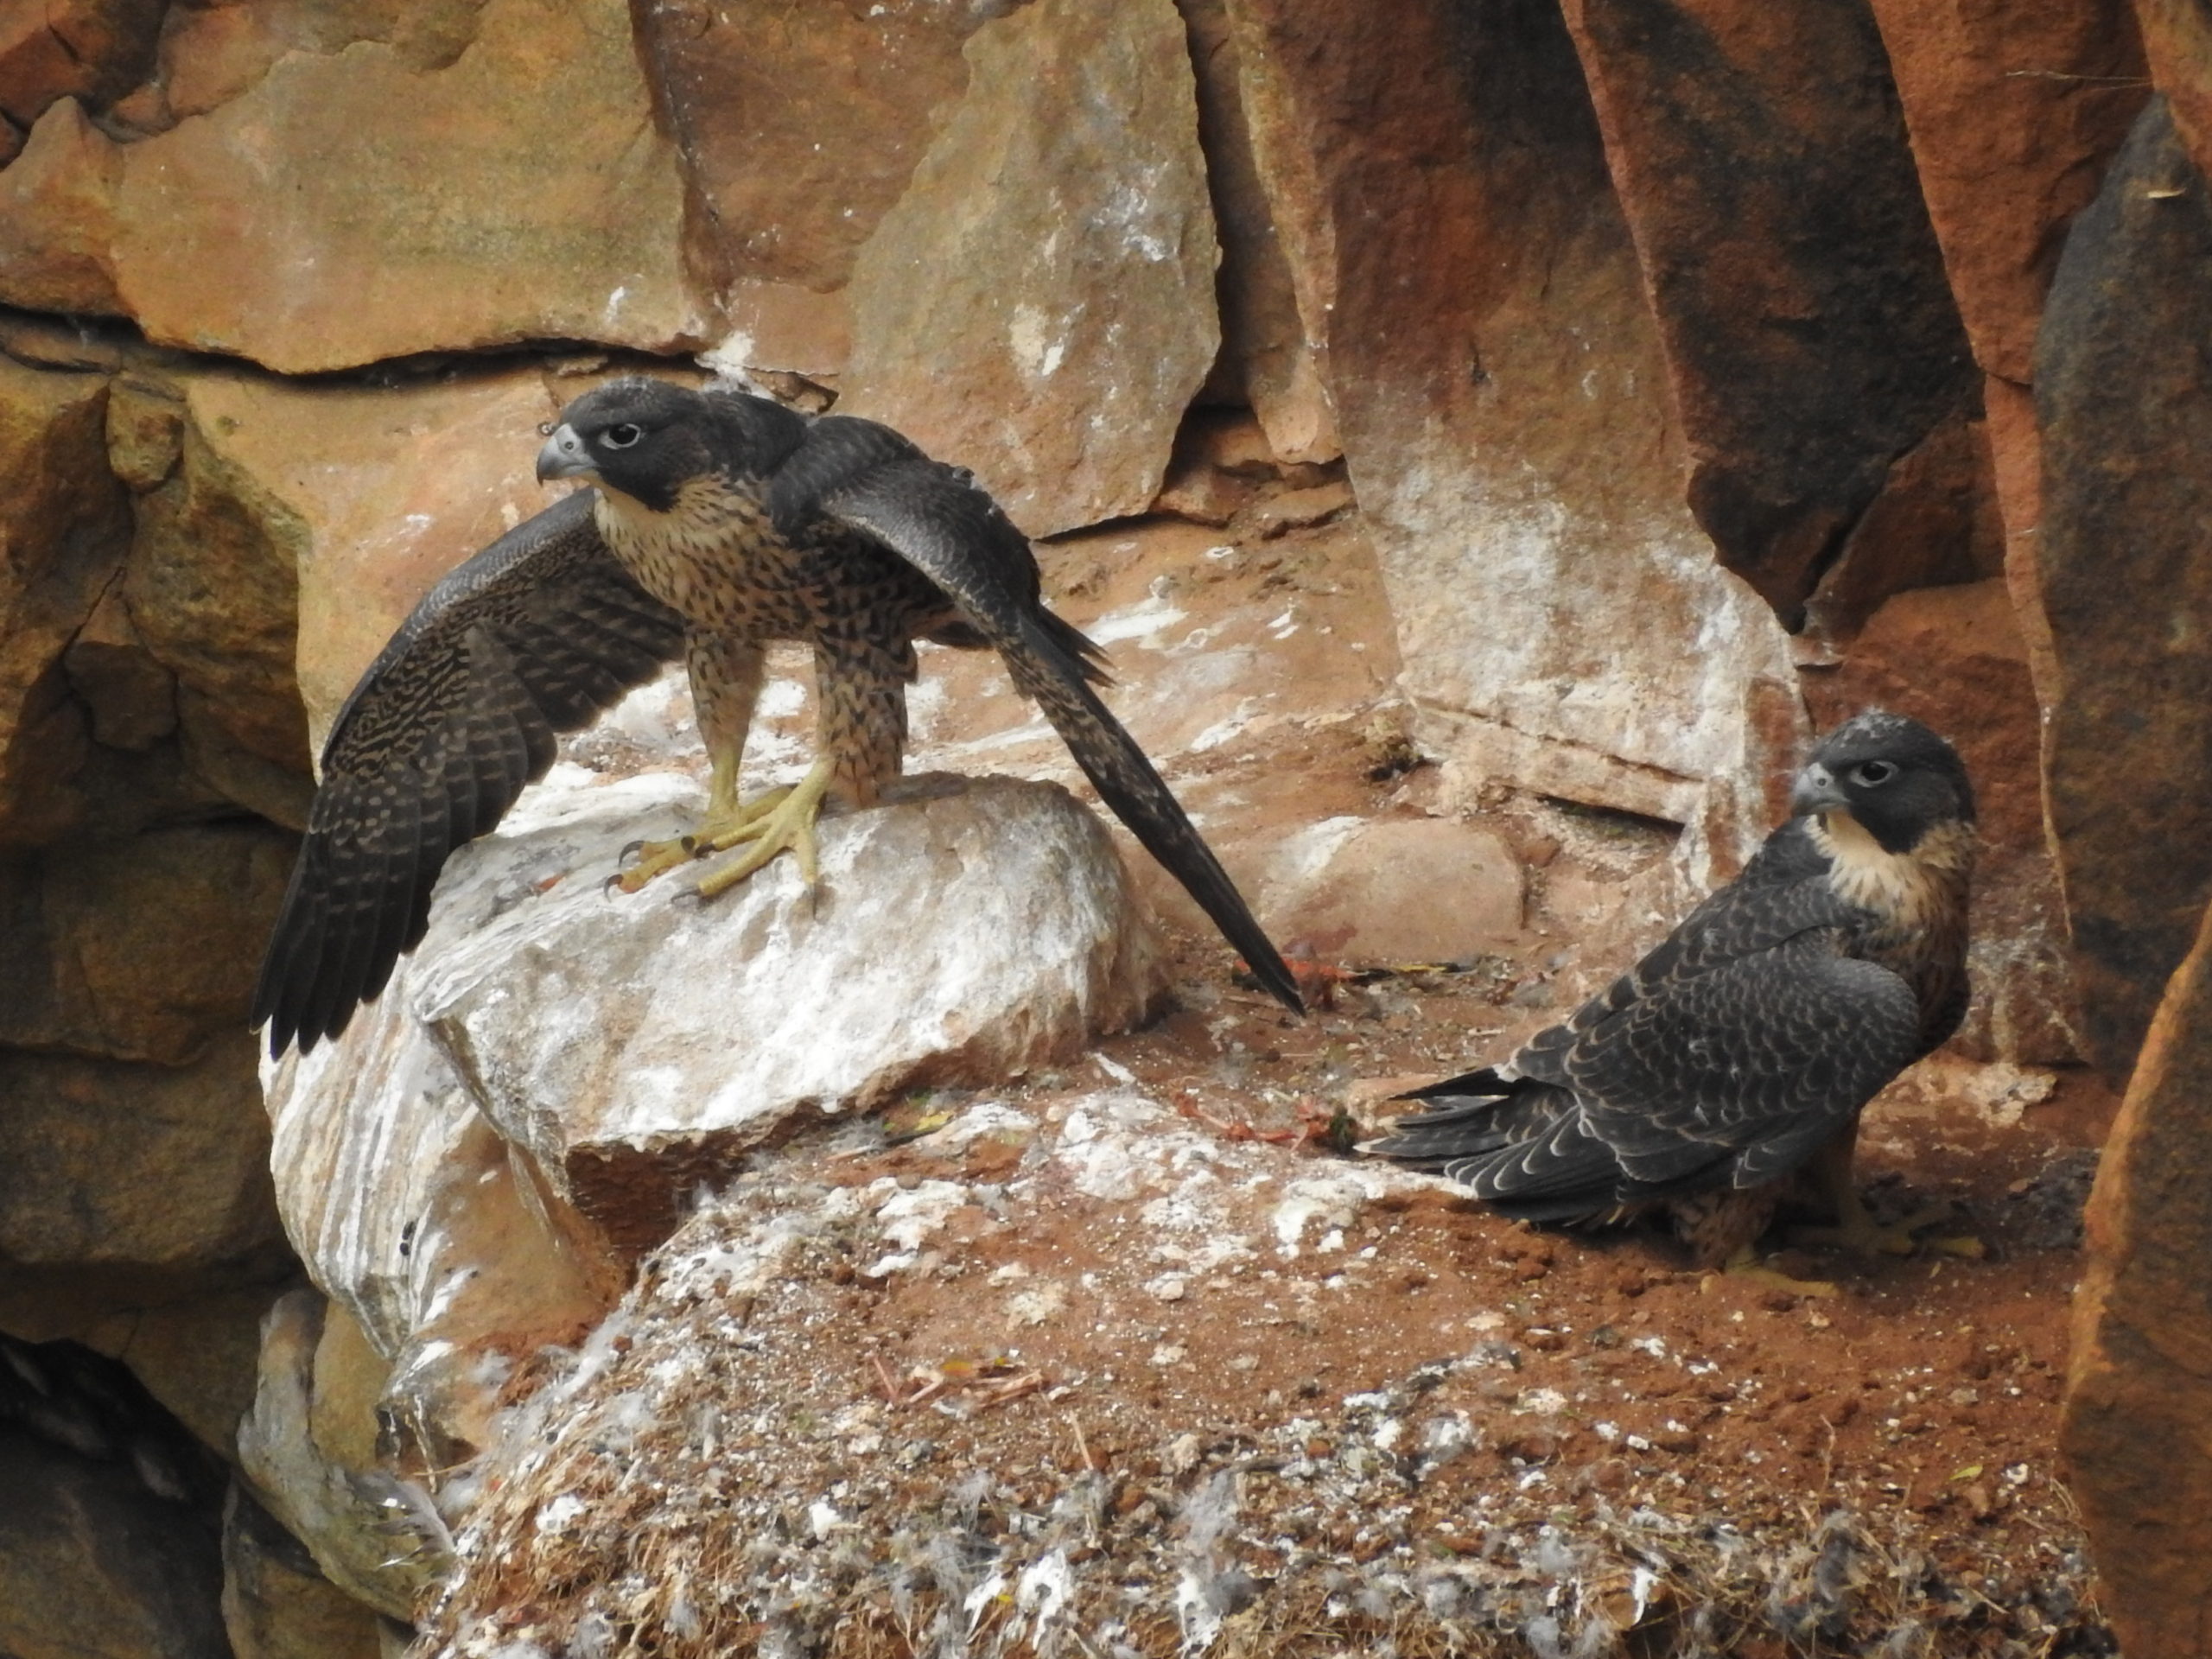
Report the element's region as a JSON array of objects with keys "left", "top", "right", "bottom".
[
  {"left": 611, "top": 785, "right": 798, "bottom": 893},
  {"left": 694, "top": 758, "right": 835, "bottom": 899},
  {"left": 1701, "top": 1243, "right": 1838, "bottom": 1300},
  {"left": 1789, "top": 1202, "right": 1983, "bottom": 1261}
]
